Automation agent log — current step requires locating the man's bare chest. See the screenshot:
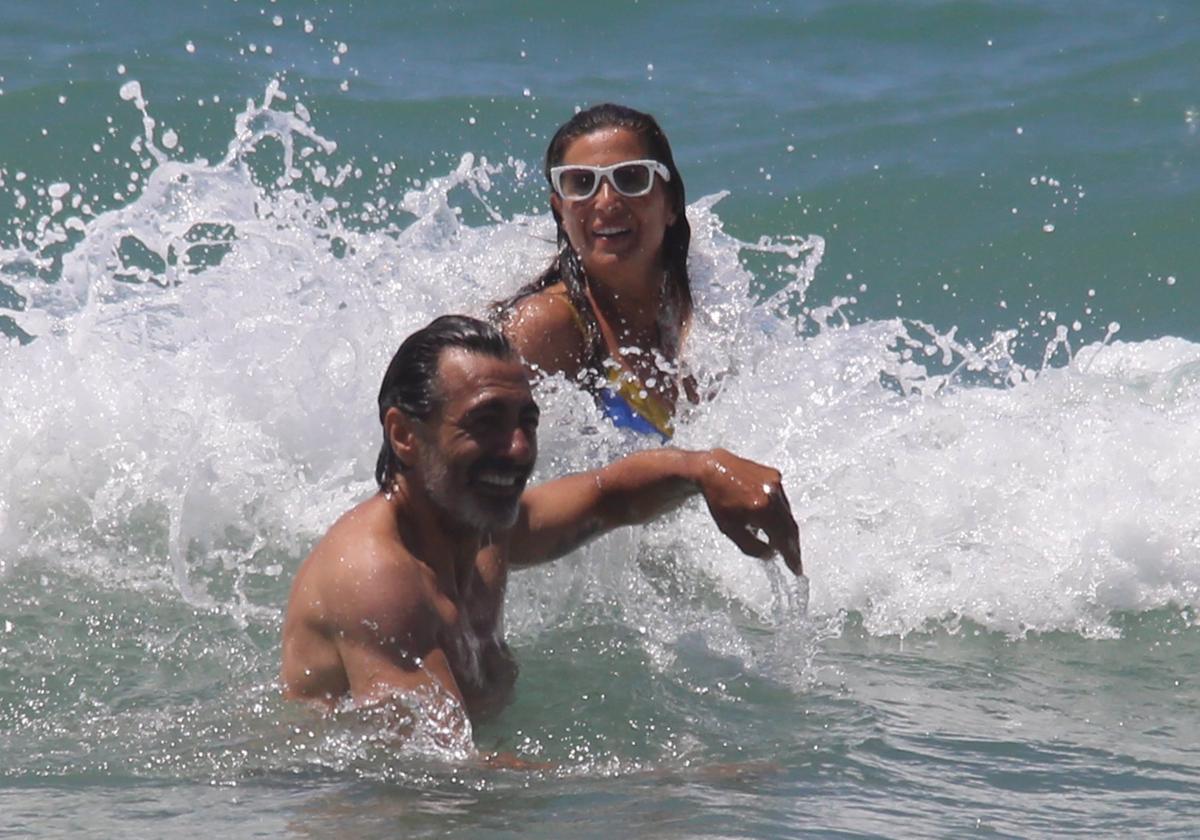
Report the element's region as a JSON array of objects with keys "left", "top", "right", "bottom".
[{"left": 431, "top": 552, "right": 511, "bottom": 694}]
